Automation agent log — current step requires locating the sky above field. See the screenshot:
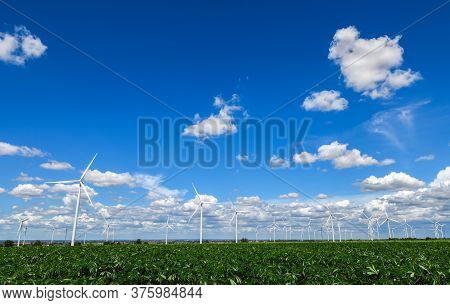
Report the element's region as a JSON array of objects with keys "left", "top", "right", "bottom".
[{"left": 0, "top": 0, "right": 449, "bottom": 241}]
